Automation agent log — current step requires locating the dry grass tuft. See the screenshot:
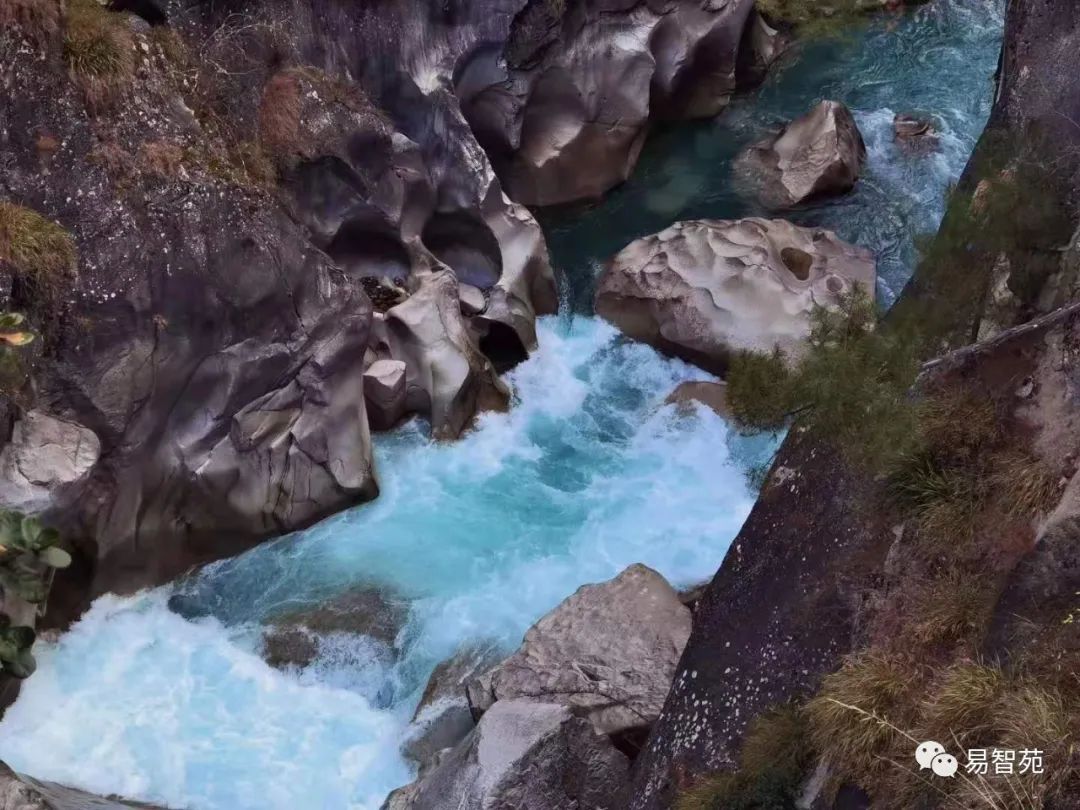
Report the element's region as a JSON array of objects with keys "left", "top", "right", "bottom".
[
  {"left": 258, "top": 71, "right": 303, "bottom": 157},
  {"left": 1, "top": 0, "right": 62, "bottom": 43},
  {"left": 64, "top": 0, "right": 135, "bottom": 106},
  {"left": 918, "top": 661, "right": 1008, "bottom": 747},
  {"left": 991, "top": 450, "right": 1062, "bottom": 518},
  {"left": 805, "top": 653, "right": 917, "bottom": 783},
  {"left": 676, "top": 704, "right": 813, "bottom": 810},
  {"left": 908, "top": 571, "right": 997, "bottom": 647},
  {"left": 0, "top": 202, "right": 77, "bottom": 288},
  {"left": 139, "top": 139, "right": 185, "bottom": 179}
]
